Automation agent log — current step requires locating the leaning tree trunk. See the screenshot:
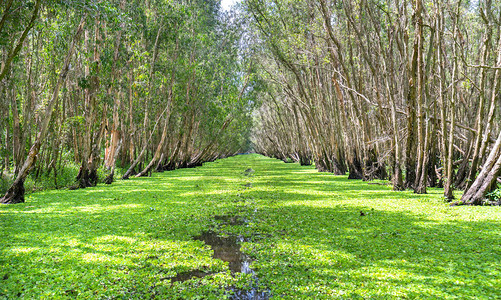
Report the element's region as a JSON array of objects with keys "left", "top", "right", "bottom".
[
  {"left": 467, "top": 32, "right": 501, "bottom": 191},
  {"left": 461, "top": 130, "right": 501, "bottom": 205},
  {"left": 122, "top": 104, "right": 169, "bottom": 179},
  {"left": 135, "top": 115, "right": 170, "bottom": 177},
  {"left": 1, "top": 16, "right": 86, "bottom": 204}
]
